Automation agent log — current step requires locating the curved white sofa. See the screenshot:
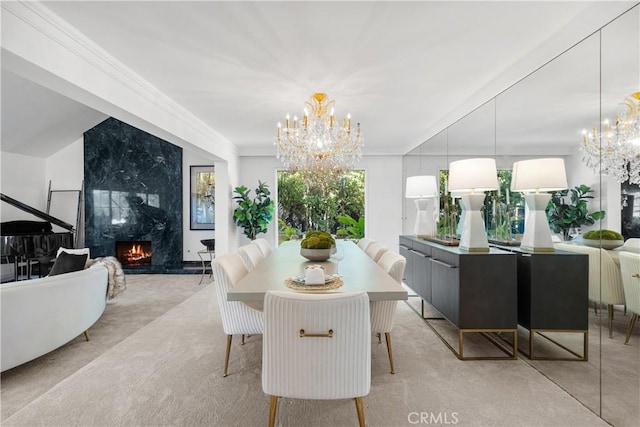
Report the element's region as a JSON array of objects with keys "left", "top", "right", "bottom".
[{"left": 1, "top": 265, "right": 109, "bottom": 372}]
